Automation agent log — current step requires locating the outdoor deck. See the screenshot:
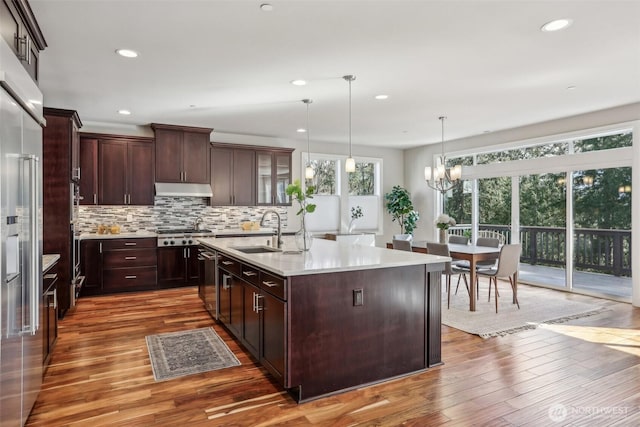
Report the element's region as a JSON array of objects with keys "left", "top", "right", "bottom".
[{"left": 519, "top": 263, "right": 632, "bottom": 300}]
